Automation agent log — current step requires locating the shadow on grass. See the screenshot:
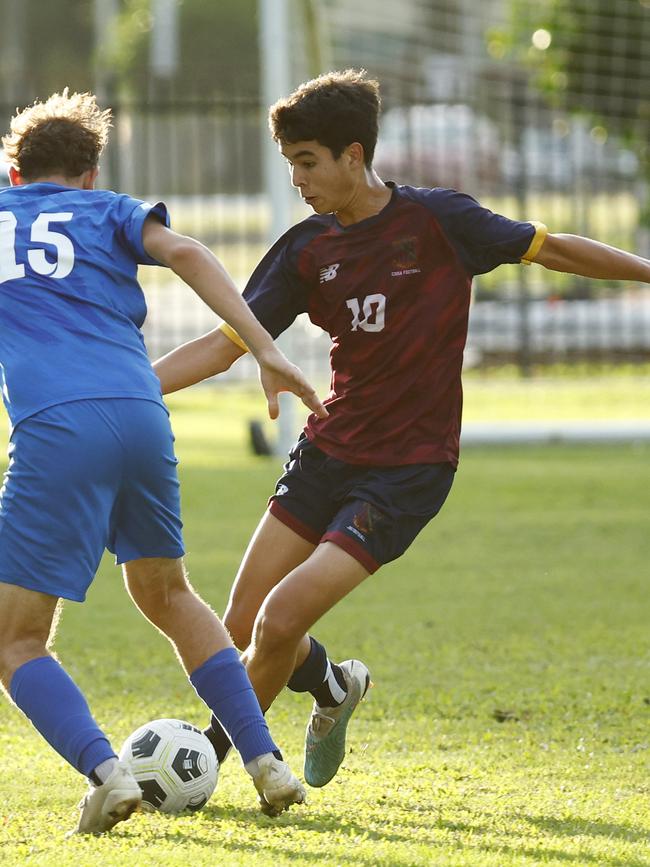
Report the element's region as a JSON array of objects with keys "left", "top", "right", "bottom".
[
  {"left": 108, "top": 803, "right": 650, "bottom": 867},
  {"left": 521, "top": 812, "right": 650, "bottom": 844},
  {"left": 440, "top": 818, "right": 650, "bottom": 867}
]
